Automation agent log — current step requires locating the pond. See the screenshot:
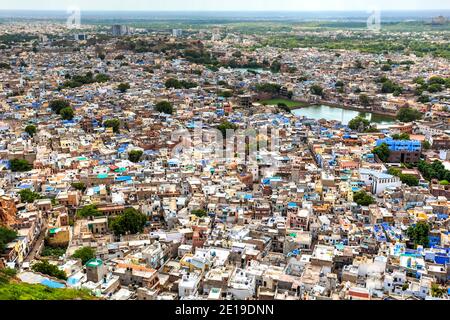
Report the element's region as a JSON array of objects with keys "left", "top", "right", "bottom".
[{"left": 292, "top": 105, "right": 395, "bottom": 125}]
